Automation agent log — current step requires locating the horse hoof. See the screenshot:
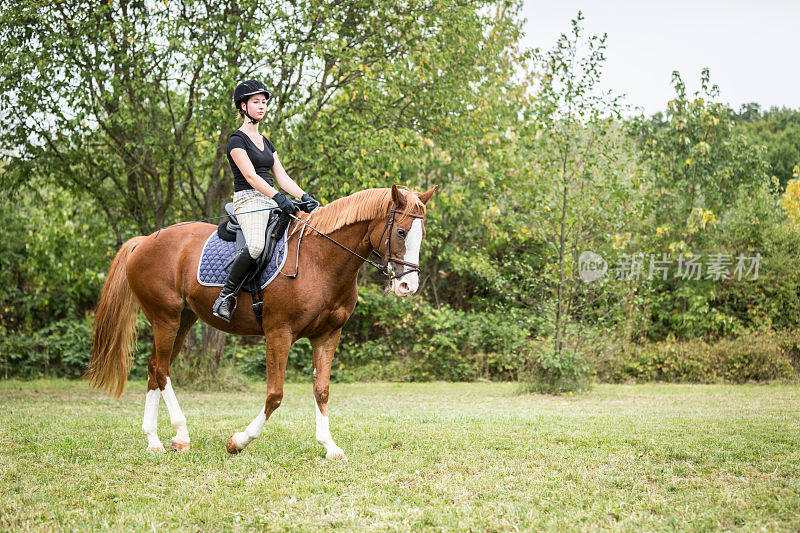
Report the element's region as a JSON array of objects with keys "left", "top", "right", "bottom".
[
  {"left": 325, "top": 448, "right": 347, "bottom": 460},
  {"left": 147, "top": 445, "right": 165, "bottom": 453},
  {"left": 226, "top": 436, "right": 242, "bottom": 455},
  {"left": 171, "top": 440, "right": 190, "bottom": 452}
]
